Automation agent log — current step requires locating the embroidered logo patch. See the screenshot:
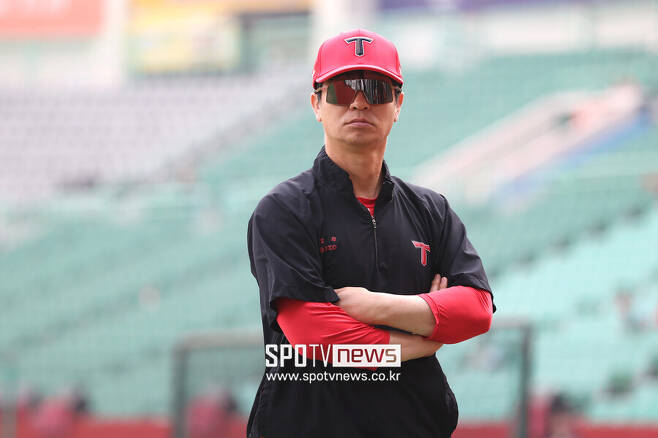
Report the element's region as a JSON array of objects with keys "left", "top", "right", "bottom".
[
  {"left": 345, "top": 36, "right": 373, "bottom": 57},
  {"left": 320, "top": 236, "right": 338, "bottom": 254},
  {"left": 411, "top": 240, "right": 430, "bottom": 266}
]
